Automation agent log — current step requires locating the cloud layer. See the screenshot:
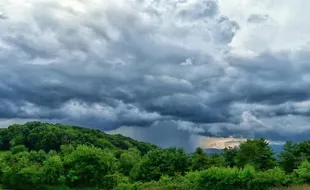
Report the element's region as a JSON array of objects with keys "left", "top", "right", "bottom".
[{"left": 1, "top": 0, "right": 310, "bottom": 148}]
